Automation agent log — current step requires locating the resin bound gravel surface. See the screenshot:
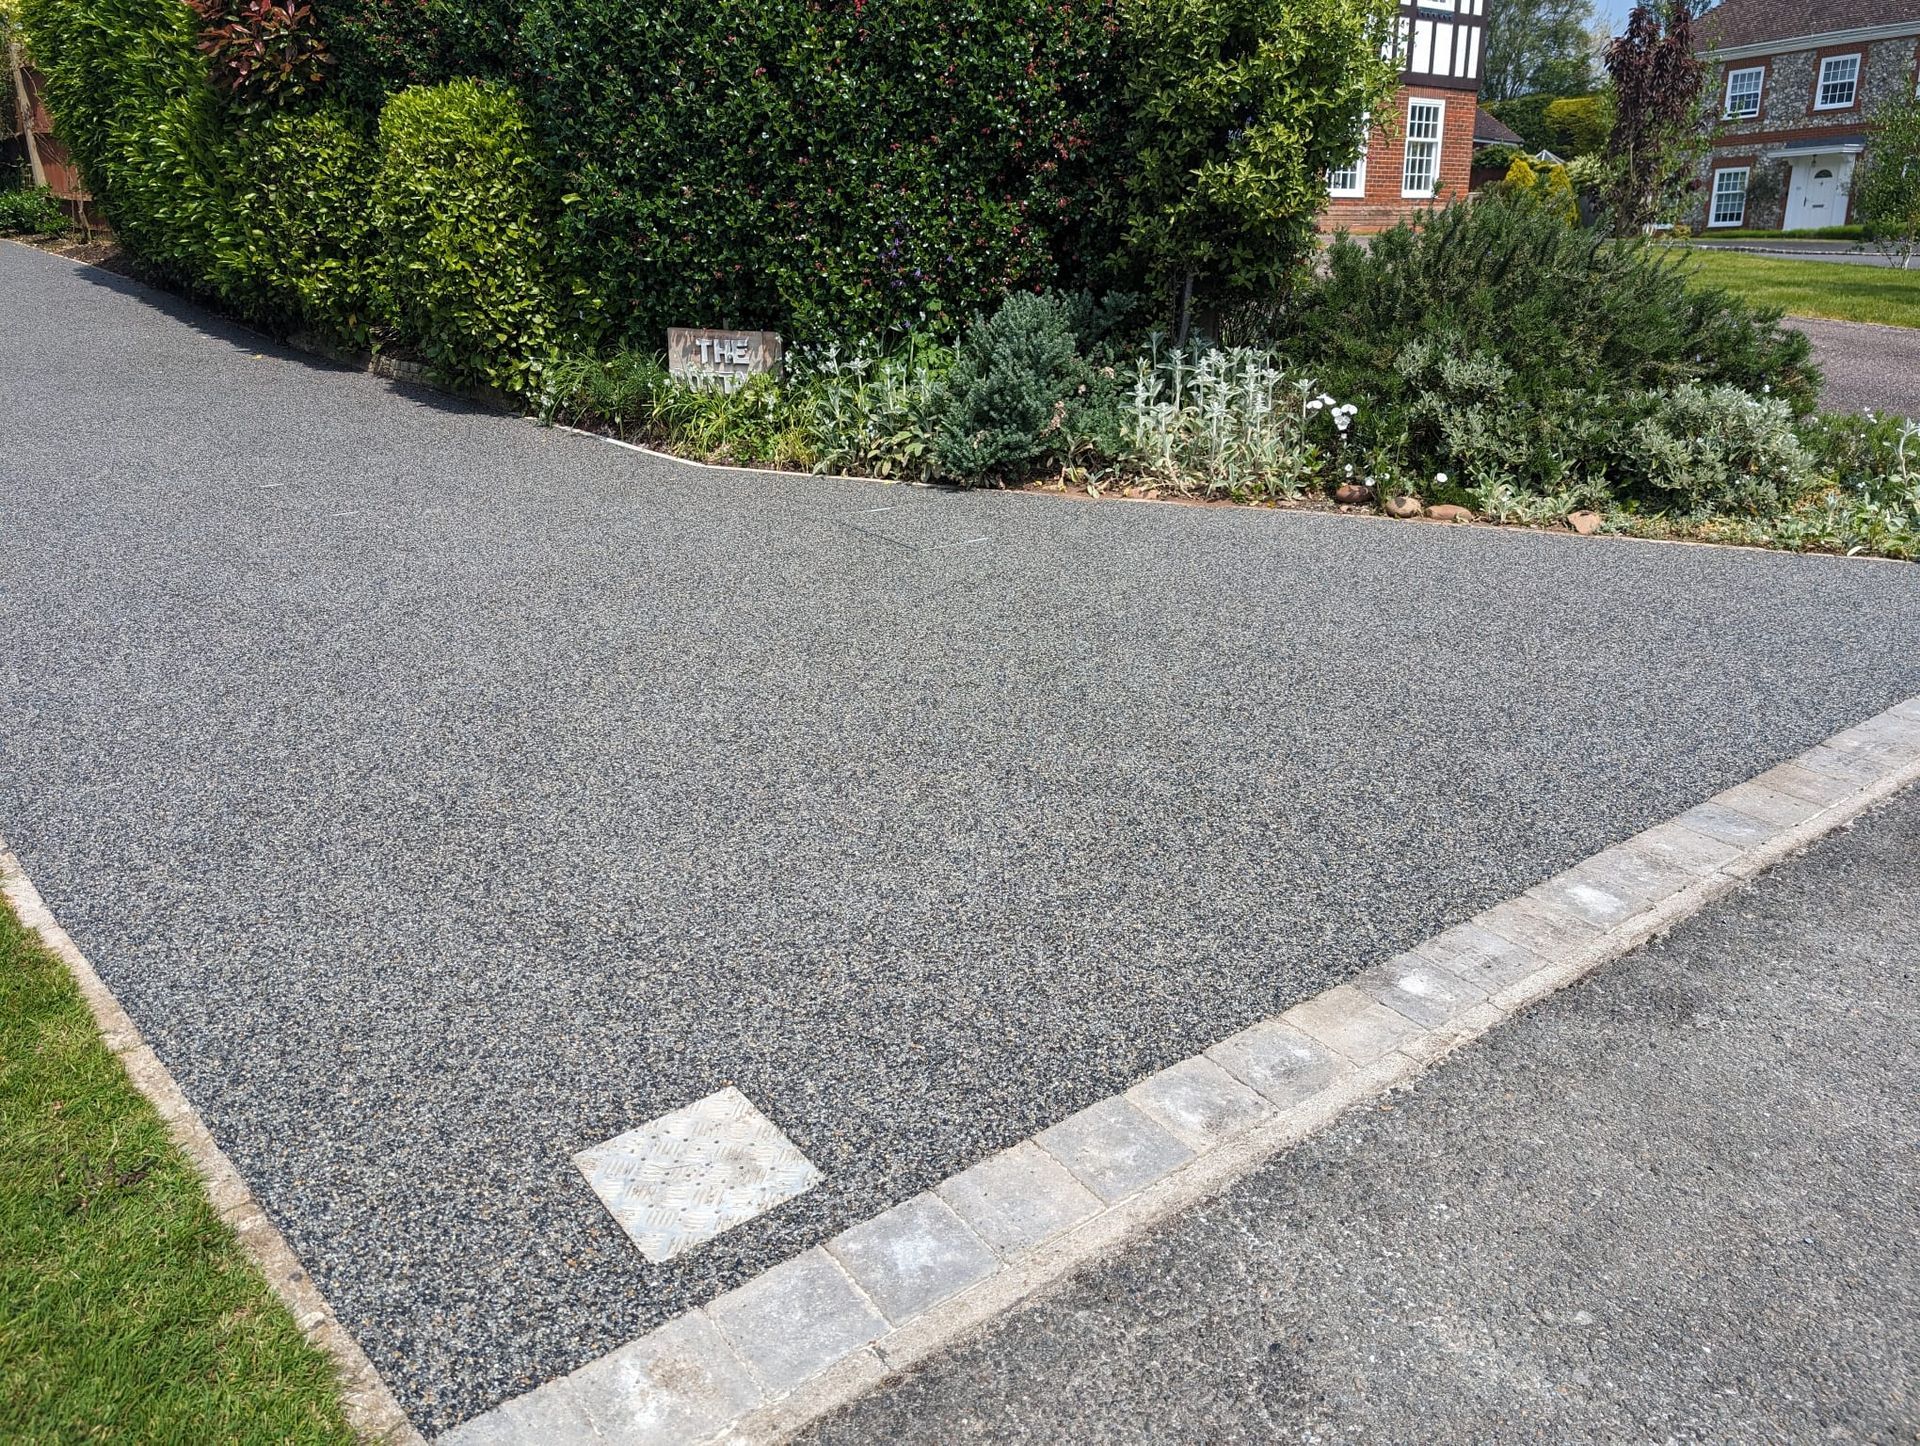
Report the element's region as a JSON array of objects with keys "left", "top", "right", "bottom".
[{"left": 3, "top": 240, "right": 1919, "bottom": 1433}]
